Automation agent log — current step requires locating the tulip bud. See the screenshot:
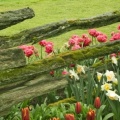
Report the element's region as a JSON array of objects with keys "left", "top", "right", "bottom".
[
  {"left": 21, "top": 107, "right": 30, "bottom": 120},
  {"left": 49, "top": 70, "right": 54, "bottom": 77},
  {"left": 50, "top": 117, "right": 60, "bottom": 120},
  {"left": 94, "top": 97, "right": 101, "bottom": 109},
  {"left": 64, "top": 114, "right": 75, "bottom": 120},
  {"left": 75, "top": 102, "right": 82, "bottom": 114},
  {"left": 86, "top": 109, "right": 95, "bottom": 120}
]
